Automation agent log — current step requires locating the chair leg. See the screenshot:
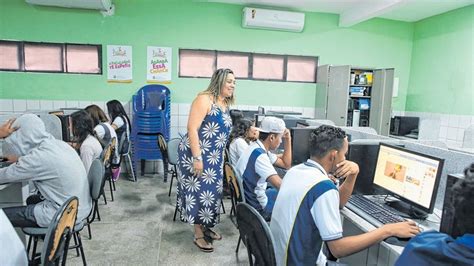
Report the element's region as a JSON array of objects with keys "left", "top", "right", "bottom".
[
  {"left": 168, "top": 171, "right": 175, "bottom": 197},
  {"left": 26, "top": 235, "right": 32, "bottom": 257},
  {"left": 128, "top": 154, "right": 137, "bottom": 182},
  {"left": 235, "top": 236, "right": 241, "bottom": 253},
  {"left": 73, "top": 233, "right": 80, "bottom": 257},
  {"left": 221, "top": 199, "right": 226, "bottom": 214},
  {"left": 76, "top": 232, "right": 87, "bottom": 266},
  {"left": 173, "top": 204, "right": 179, "bottom": 222},
  {"left": 108, "top": 178, "right": 114, "bottom": 201},
  {"left": 112, "top": 177, "right": 116, "bottom": 191},
  {"left": 96, "top": 204, "right": 101, "bottom": 221},
  {"left": 87, "top": 223, "right": 92, "bottom": 240},
  {"left": 102, "top": 190, "right": 107, "bottom": 205},
  {"left": 31, "top": 236, "right": 39, "bottom": 261}
]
